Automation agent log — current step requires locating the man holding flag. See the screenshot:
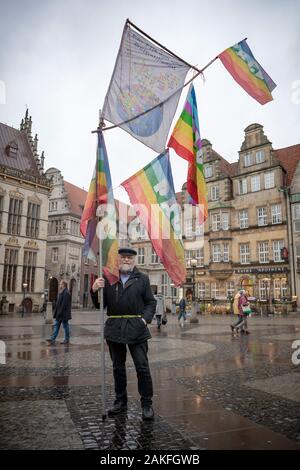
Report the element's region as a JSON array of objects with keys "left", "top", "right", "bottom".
[{"left": 91, "top": 247, "right": 156, "bottom": 421}]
